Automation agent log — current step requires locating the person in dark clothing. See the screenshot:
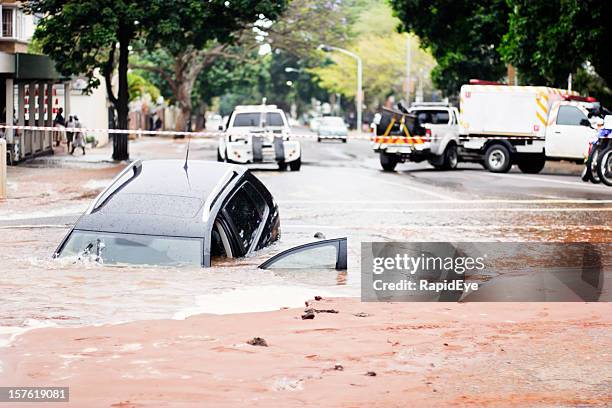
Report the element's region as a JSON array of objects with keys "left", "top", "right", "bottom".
[
  {"left": 54, "top": 108, "right": 66, "bottom": 127},
  {"left": 53, "top": 108, "right": 66, "bottom": 147}
]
